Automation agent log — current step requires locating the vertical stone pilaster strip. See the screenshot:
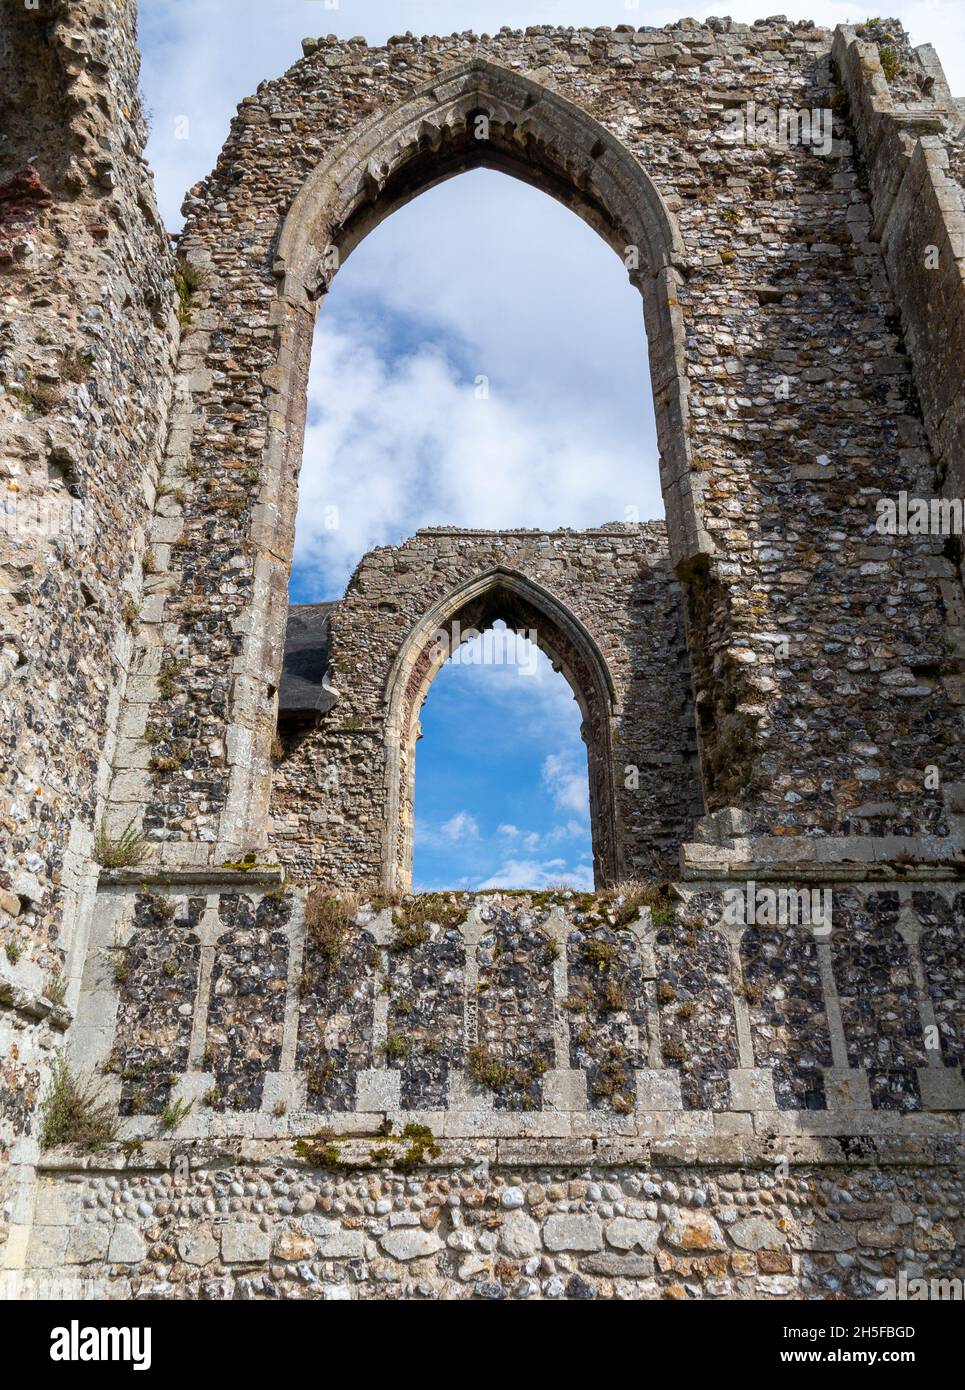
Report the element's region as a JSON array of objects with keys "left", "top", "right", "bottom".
[
  {"left": 547, "top": 908, "right": 570, "bottom": 1070},
  {"left": 461, "top": 907, "right": 485, "bottom": 1053},
  {"left": 187, "top": 897, "right": 222, "bottom": 1068},
  {"left": 897, "top": 886, "right": 940, "bottom": 1066},
  {"left": 369, "top": 909, "right": 394, "bottom": 1063},
  {"left": 816, "top": 935, "right": 850, "bottom": 1071},
  {"left": 279, "top": 893, "right": 304, "bottom": 1073},
  {"left": 724, "top": 925, "right": 755, "bottom": 1069}
]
